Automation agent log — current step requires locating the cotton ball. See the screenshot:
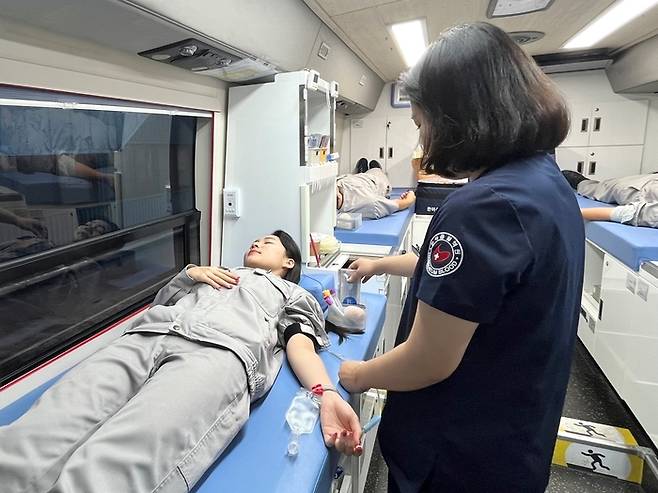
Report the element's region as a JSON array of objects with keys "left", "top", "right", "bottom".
[
  {"left": 319, "top": 235, "right": 339, "bottom": 254},
  {"left": 343, "top": 305, "right": 366, "bottom": 327}
]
